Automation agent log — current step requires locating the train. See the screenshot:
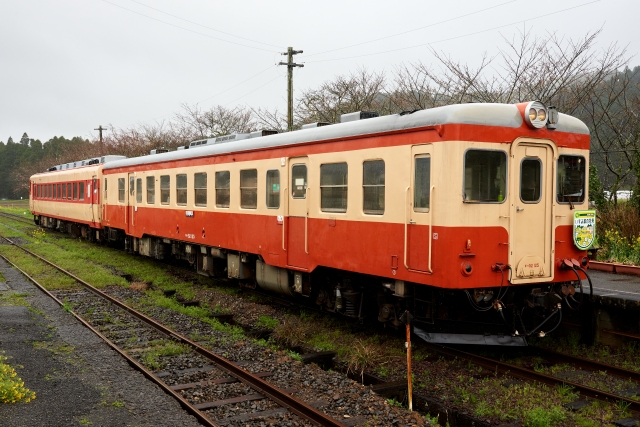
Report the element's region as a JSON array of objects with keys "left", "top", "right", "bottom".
[{"left": 30, "top": 101, "right": 595, "bottom": 346}]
